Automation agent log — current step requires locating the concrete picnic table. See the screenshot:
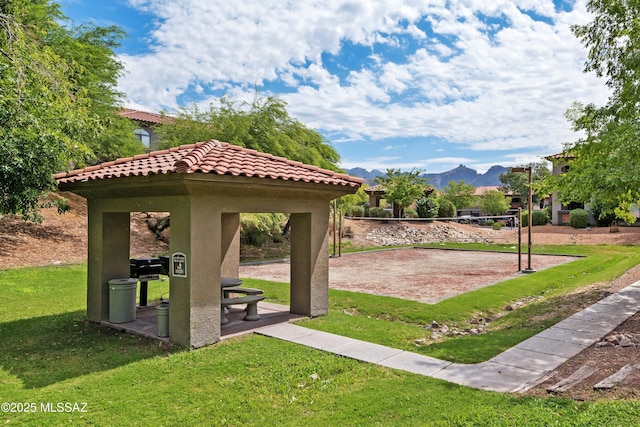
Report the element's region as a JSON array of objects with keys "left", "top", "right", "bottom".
[{"left": 220, "top": 277, "right": 265, "bottom": 324}]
